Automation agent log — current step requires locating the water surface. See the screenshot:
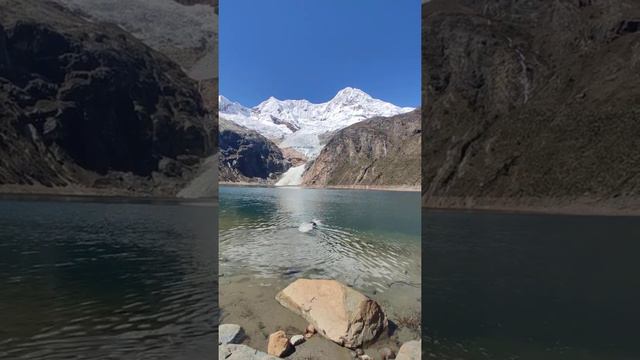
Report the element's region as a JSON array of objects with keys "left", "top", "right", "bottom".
[
  {"left": 423, "top": 210, "right": 640, "bottom": 360},
  {"left": 0, "top": 198, "right": 217, "bottom": 360},
  {"left": 219, "top": 186, "right": 421, "bottom": 324}
]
